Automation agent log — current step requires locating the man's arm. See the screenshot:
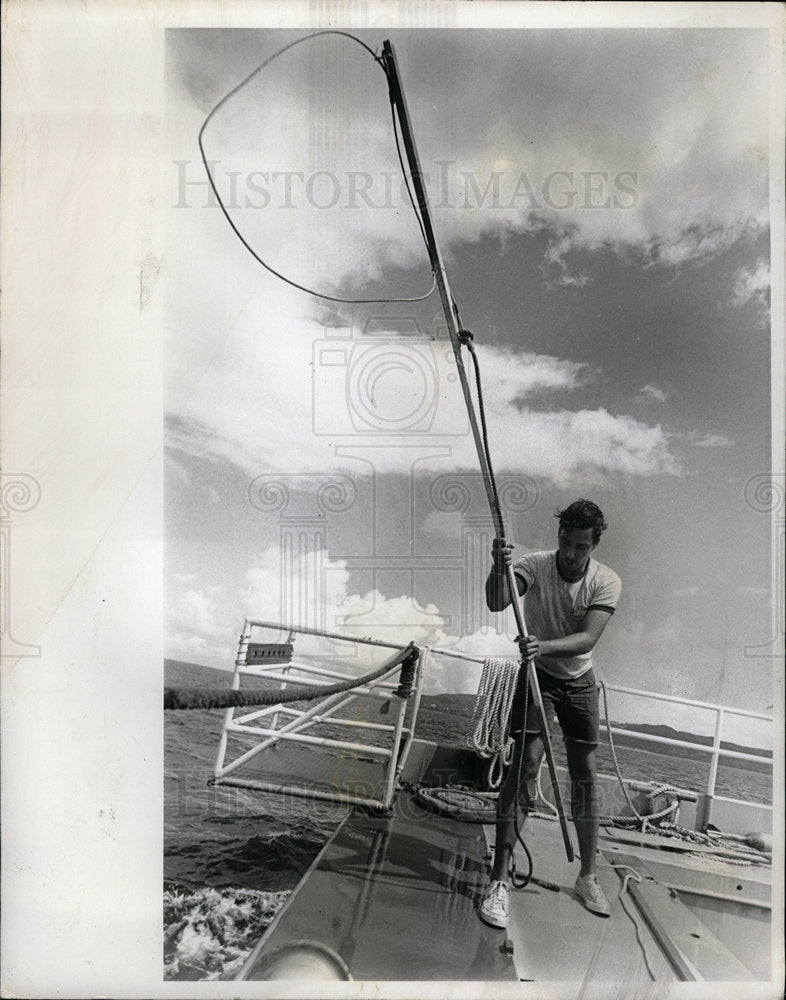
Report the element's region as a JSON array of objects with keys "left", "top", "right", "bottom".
[
  {"left": 519, "top": 608, "right": 613, "bottom": 660},
  {"left": 485, "top": 539, "right": 526, "bottom": 611}
]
